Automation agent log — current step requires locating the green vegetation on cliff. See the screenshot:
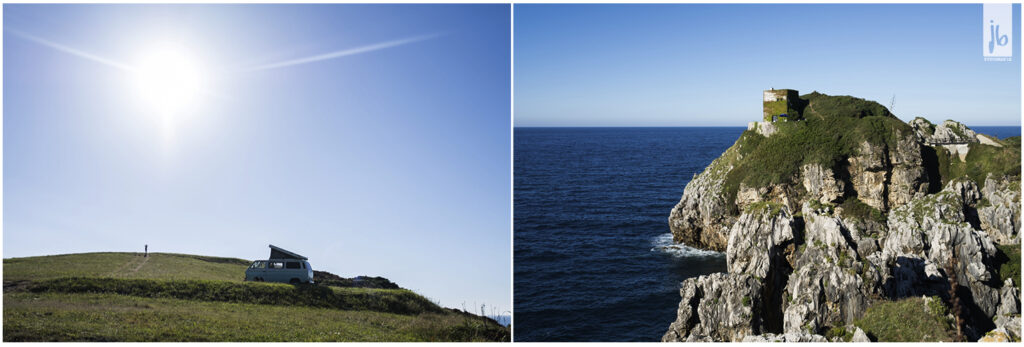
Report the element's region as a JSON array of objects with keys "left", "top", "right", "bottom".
[
  {"left": 996, "top": 244, "right": 1021, "bottom": 287},
  {"left": 934, "top": 139, "right": 1021, "bottom": 190},
  {"left": 854, "top": 296, "right": 956, "bottom": 342},
  {"left": 723, "top": 92, "right": 909, "bottom": 210}
]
